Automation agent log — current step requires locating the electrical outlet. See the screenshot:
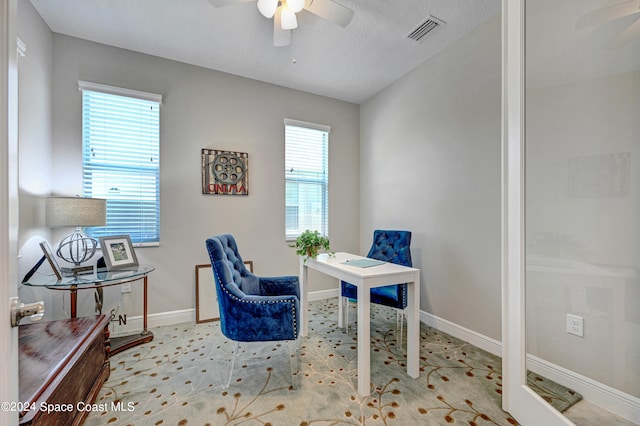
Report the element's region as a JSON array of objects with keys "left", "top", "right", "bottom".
[
  {"left": 121, "top": 283, "right": 132, "bottom": 293},
  {"left": 566, "top": 314, "right": 584, "bottom": 337}
]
